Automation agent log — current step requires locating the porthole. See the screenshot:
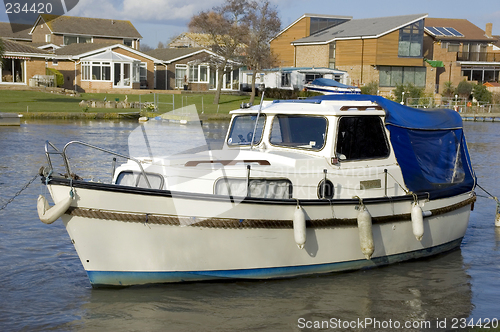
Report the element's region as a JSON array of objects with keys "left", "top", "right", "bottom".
[{"left": 317, "top": 179, "right": 334, "bottom": 199}]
